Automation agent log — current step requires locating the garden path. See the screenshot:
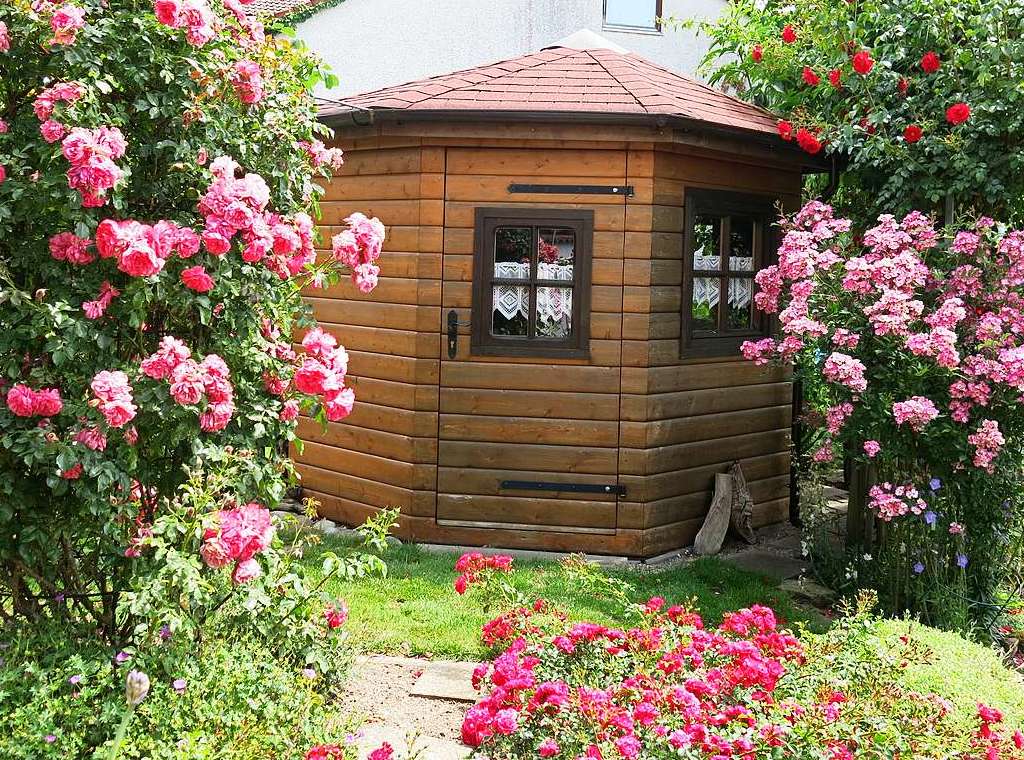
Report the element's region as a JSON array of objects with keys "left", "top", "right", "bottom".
[{"left": 341, "top": 655, "right": 474, "bottom": 759}]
